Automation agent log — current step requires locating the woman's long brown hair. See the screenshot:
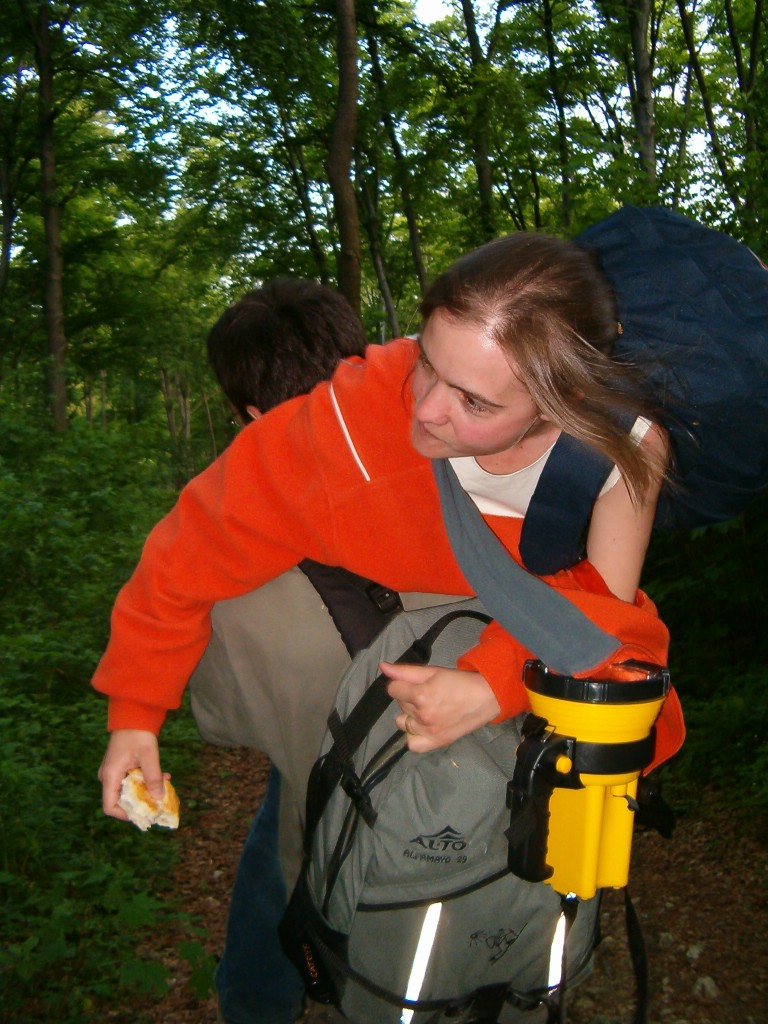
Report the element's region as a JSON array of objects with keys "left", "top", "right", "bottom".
[{"left": 420, "top": 232, "right": 669, "bottom": 505}]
